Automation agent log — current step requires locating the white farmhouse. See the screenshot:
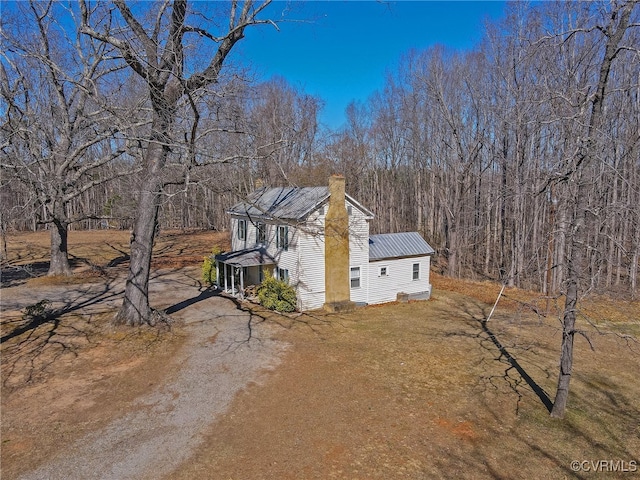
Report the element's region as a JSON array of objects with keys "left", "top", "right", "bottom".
[{"left": 215, "top": 175, "right": 434, "bottom": 311}]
